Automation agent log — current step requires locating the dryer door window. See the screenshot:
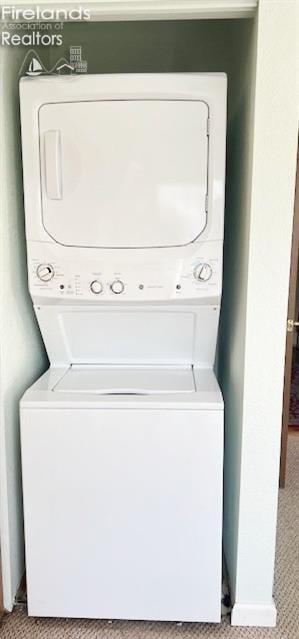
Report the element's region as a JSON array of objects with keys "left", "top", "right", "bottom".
[{"left": 39, "top": 100, "right": 209, "bottom": 248}]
